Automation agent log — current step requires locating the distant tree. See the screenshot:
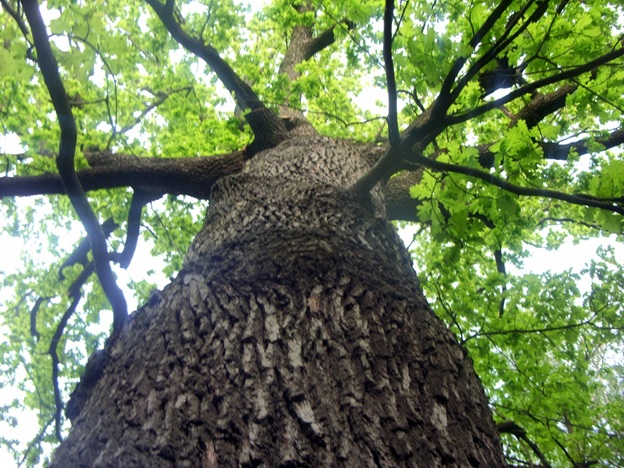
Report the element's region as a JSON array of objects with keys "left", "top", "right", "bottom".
[{"left": 1, "top": 0, "right": 623, "bottom": 466}]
